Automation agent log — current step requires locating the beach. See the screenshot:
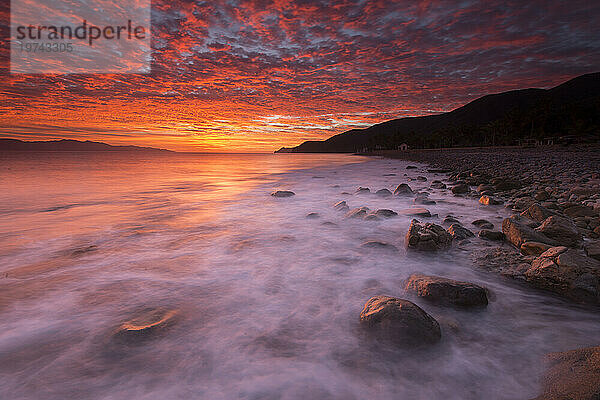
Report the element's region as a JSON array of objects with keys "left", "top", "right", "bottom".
[{"left": 1, "top": 150, "right": 599, "bottom": 399}]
